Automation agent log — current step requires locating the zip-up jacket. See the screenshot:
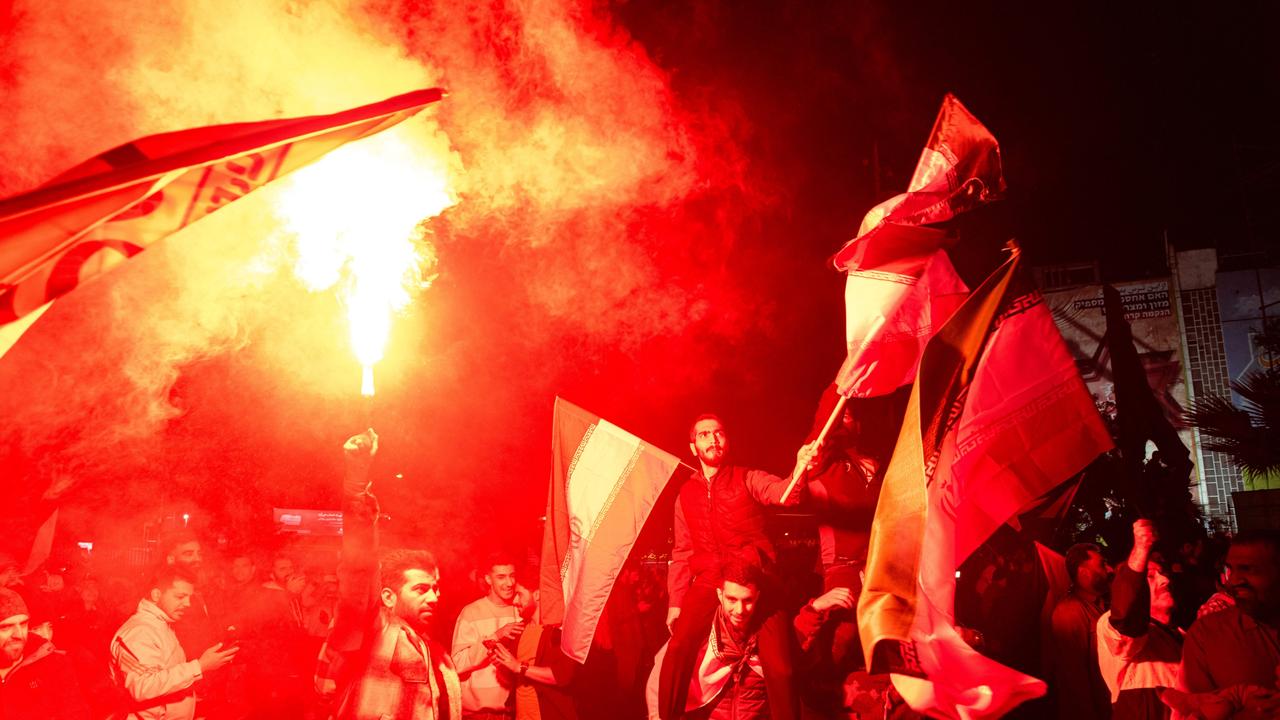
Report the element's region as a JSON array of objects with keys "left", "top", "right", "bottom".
[{"left": 109, "top": 599, "right": 204, "bottom": 720}]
